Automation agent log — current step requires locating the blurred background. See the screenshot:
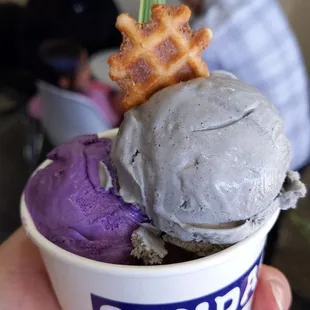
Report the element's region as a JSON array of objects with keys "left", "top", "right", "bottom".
[{"left": 0, "top": 0, "right": 309, "bottom": 309}]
